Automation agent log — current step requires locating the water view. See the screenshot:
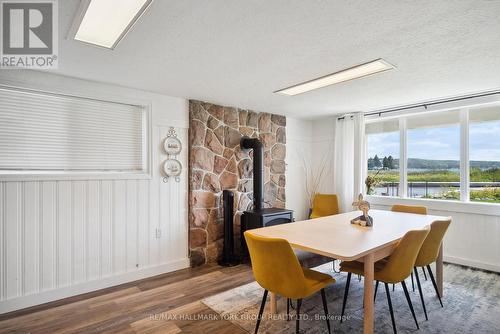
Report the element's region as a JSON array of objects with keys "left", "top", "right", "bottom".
[{"left": 367, "top": 158, "right": 500, "bottom": 203}]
